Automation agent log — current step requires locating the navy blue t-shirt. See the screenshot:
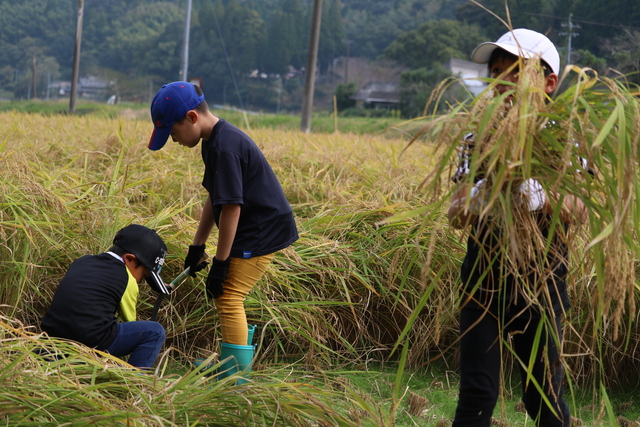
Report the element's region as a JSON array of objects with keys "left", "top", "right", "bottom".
[{"left": 201, "top": 119, "right": 298, "bottom": 258}]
